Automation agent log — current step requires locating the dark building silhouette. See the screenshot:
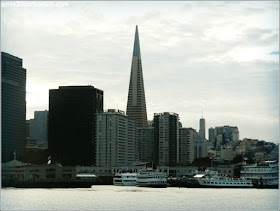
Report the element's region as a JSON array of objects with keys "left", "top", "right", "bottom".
[
  {"left": 1, "top": 52, "right": 26, "bottom": 162},
  {"left": 48, "top": 86, "right": 103, "bottom": 166},
  {"left": 126, "top": 25, "right": 148, "bottom": 128}
]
